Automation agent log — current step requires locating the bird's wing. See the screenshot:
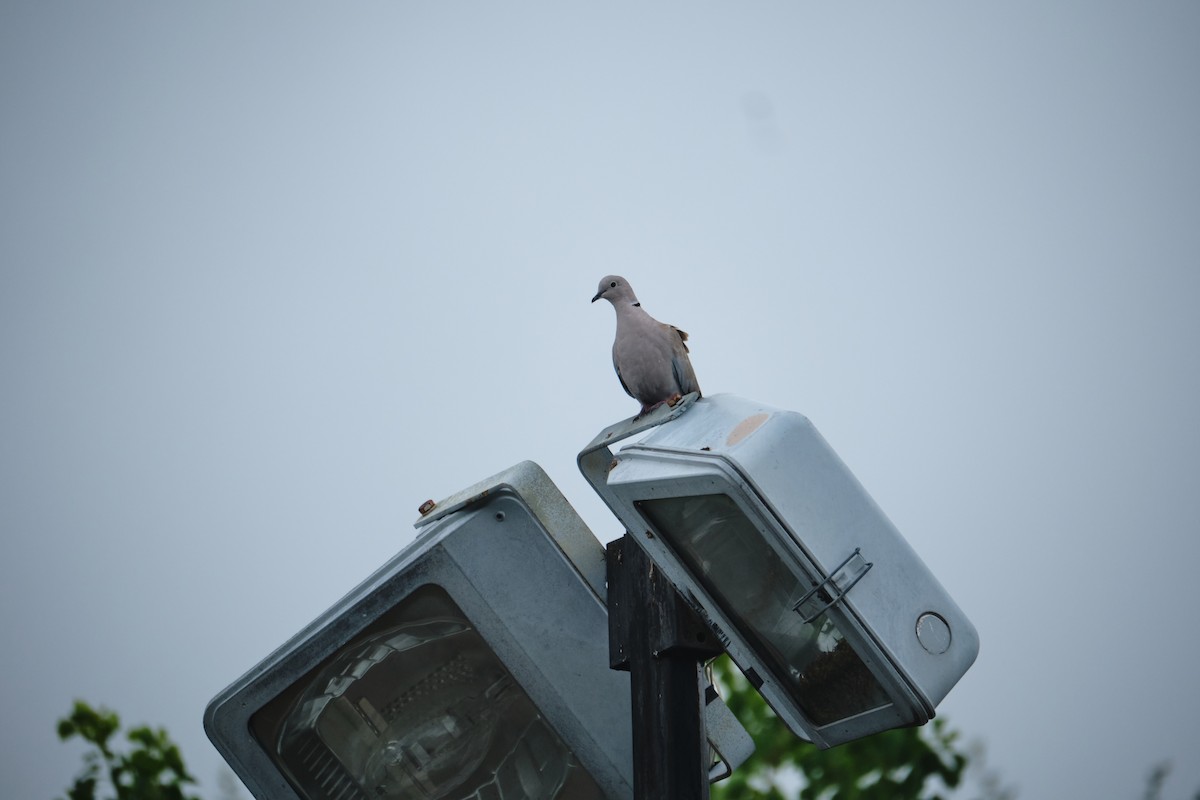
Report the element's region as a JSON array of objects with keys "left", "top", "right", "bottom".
[
  {"left": 612, "top": 349, "right": 636, "bottom": 399},
  {"left": 668, "top": 326, "right": 701, "bottom": 396},
  {"left": 674, "top": 327, "right": 690, "bottom": 352}
]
